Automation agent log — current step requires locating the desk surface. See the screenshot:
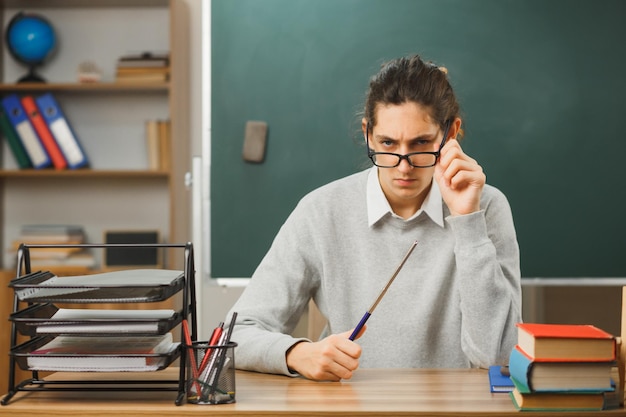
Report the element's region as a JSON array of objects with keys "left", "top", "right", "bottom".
[{"left": 1, "top": 367, "right": 625, "bottom": 417}]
